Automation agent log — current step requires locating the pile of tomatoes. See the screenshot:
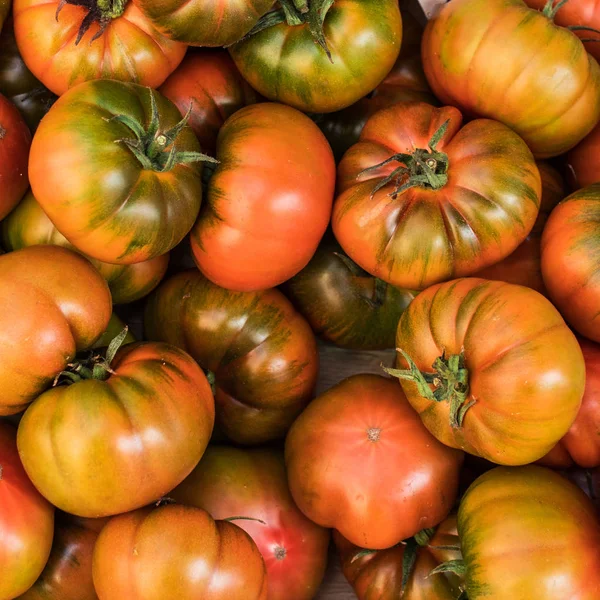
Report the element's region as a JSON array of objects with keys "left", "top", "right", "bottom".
[{"left": 3, "top": 0, "right": 600, "bottom": 598}]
